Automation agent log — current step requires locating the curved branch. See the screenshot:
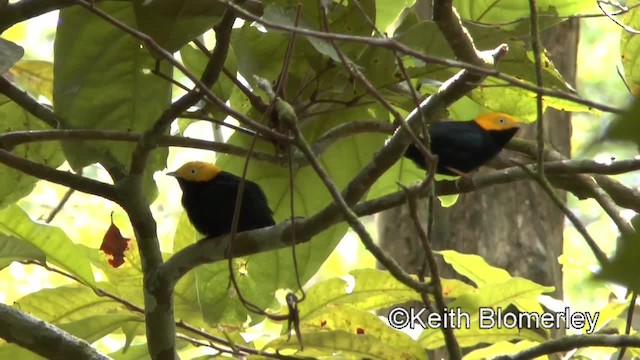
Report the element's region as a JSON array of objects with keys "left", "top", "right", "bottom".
[
  {"left": 0, "top": 303, "right": 109, "bottom": 360},
  {"left": 0, "top": 129, "right": 283, "bottom": 164},
  {"left": 352, "top": 157, "right": 640, "bottom": 219},
  {"left": 0, "top": 149, "right": 118, "bottom": 201},
  {"left": 494, "top": 334, "right": 640, "bottom": 360}
]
